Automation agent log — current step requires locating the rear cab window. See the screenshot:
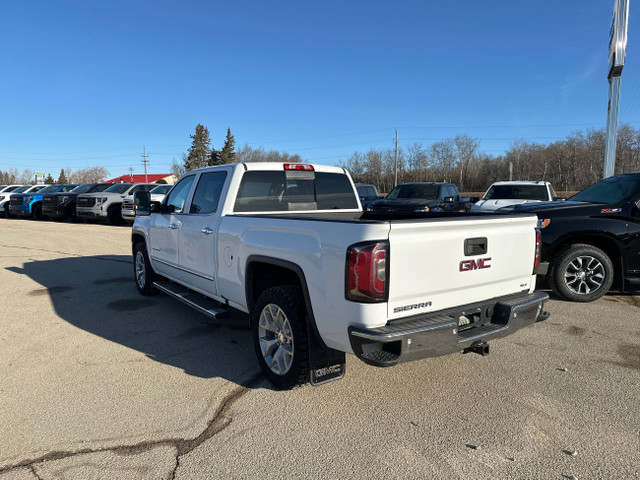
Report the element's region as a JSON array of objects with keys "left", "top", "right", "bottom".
[{"left": 234, "top": 170, "right": 358, "bottom": 212}]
